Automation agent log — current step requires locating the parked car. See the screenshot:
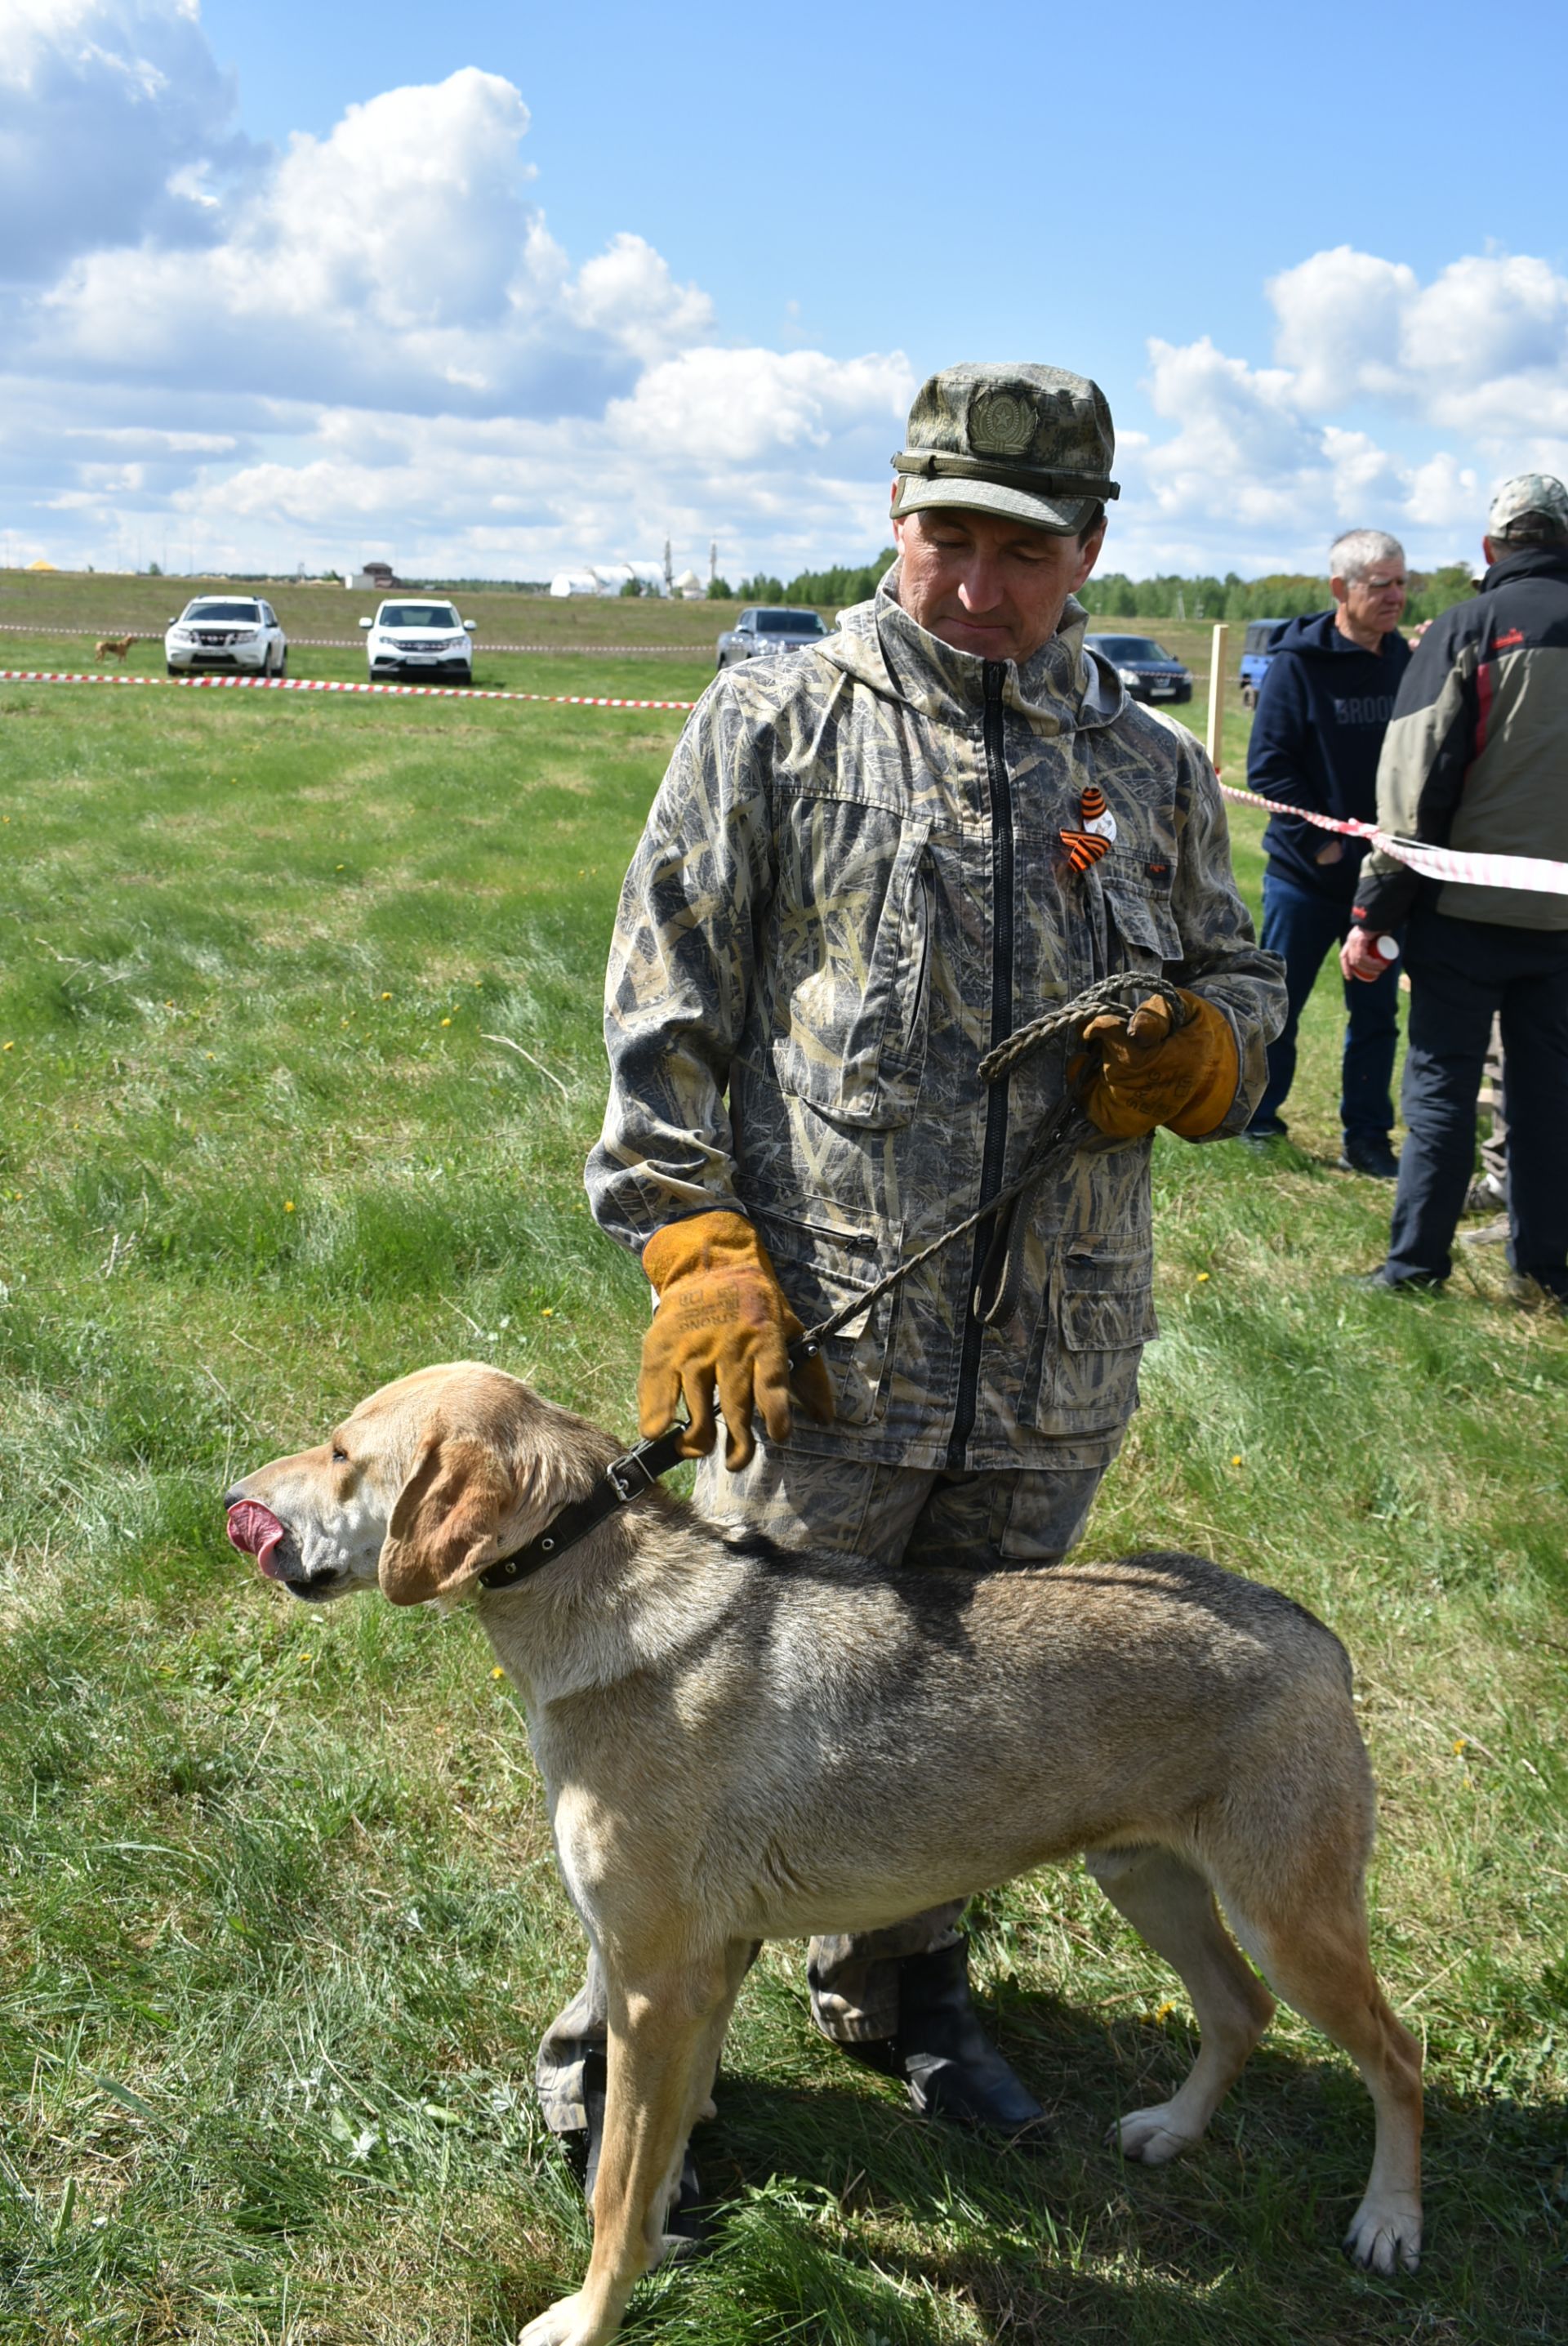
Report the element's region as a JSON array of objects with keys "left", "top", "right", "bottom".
[
  {"left": 715, "top": 606, "right": 830, "bottom": 670},
  {"left": 165, "top": 596, "right": 287, "bottom": 677},
  {"left": 1084, "top": 633, "right": 1192, "bottom": 704},
  {"left": 360, "top": 599, "right": 477, "bottom": 684},
  {"left": 1238, "top": 618, "right": 1289, "bottom": 709}
]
